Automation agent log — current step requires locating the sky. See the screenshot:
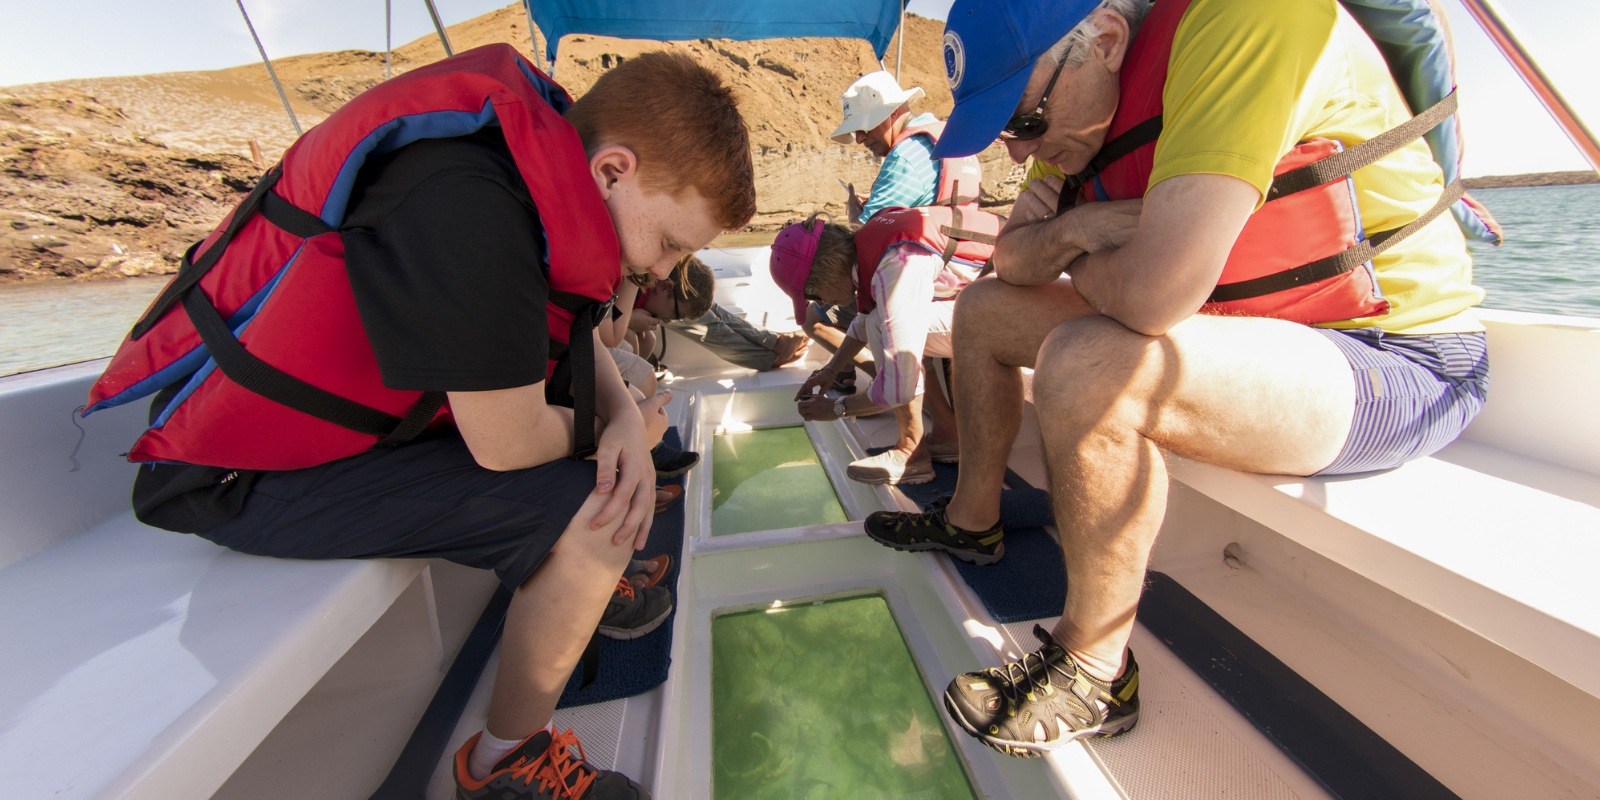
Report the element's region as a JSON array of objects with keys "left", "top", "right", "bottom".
[{"left": 0, "top": 0, "right": 1595, "bottom": 178}]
